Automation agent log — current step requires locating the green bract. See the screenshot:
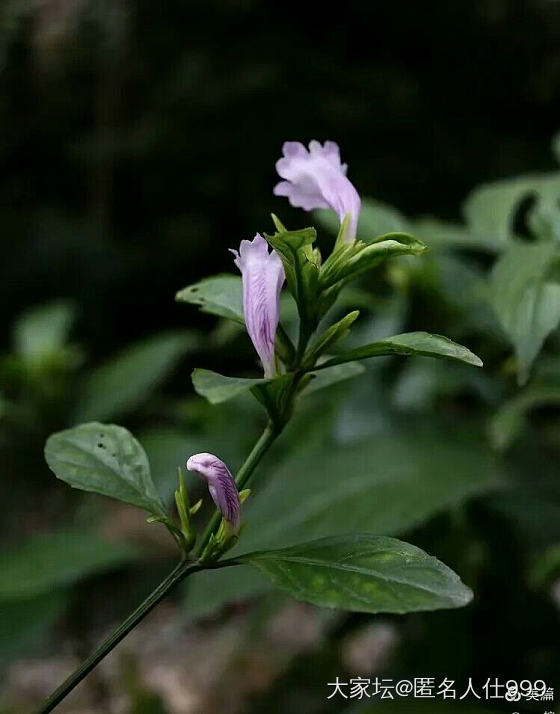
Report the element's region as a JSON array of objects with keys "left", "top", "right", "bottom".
[
  {"left": 319, "top": 232, "right": 427, "bottom": 289},
  {"left": 263, "top": 225, "right": 320, "bottom": 329}
]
